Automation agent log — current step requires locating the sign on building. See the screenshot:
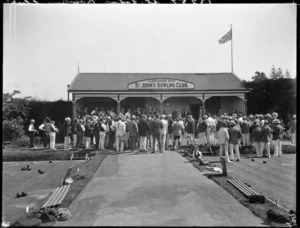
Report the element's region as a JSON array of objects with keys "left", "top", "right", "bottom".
[{"left": 128, "top": 79, "right": 195, "bottom": 90}]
